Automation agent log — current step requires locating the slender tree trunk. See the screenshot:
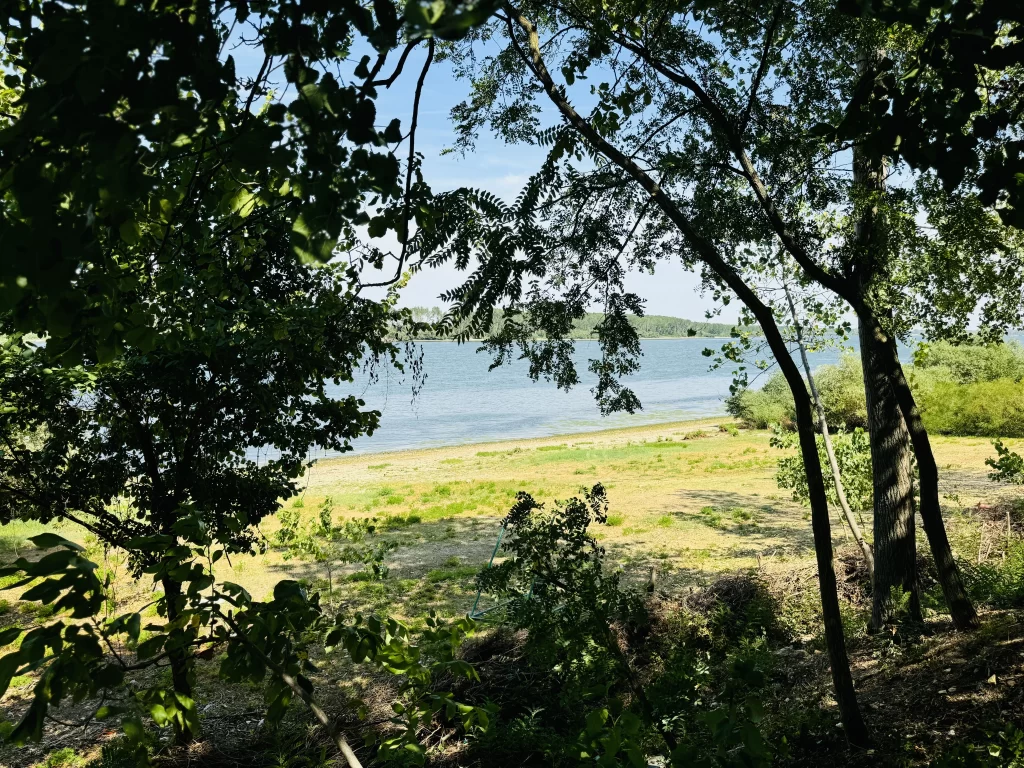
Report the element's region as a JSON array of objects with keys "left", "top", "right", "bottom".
[
  {"left": 161, "top": 575, "right": 195, "bottom": 745},
  {"left": 784, "top": 284, "right": 875, "bottom": 579},
  {"left": 858, "top": 319, "right": 921, "bottom": 629},
  {"left": 875, "top": 329, "right": 979, "bottom": 630}
]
